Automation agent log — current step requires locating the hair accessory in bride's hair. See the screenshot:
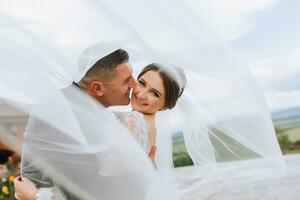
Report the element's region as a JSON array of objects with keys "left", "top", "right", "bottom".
[{"left": 167, "top": 67, "right": 186, "bottom": 95}]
